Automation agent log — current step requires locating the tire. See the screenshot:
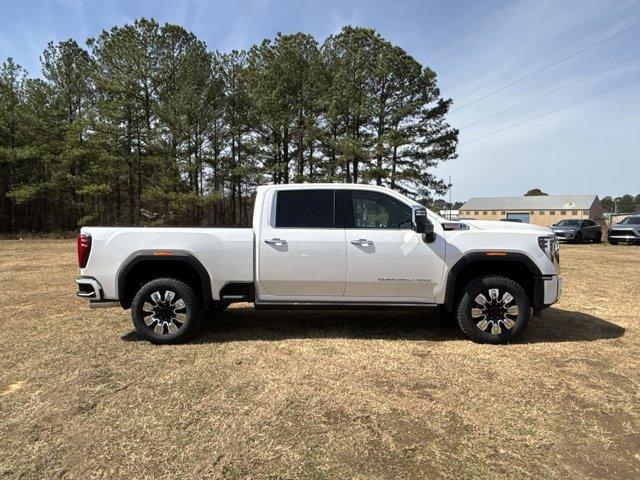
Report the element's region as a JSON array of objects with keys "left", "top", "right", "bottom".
[
  {"left": 609, "top": 239, "right": 618, "bottom": 245},
  {"left": 131, "top": 277, "right": 203, "bottom": 344},
  {"left": 456, "top": 275, "right": 532, "bottom": 344},
  {"left": 594, "top": 233, "right": 602, "bottom": 243},
  {"left": 573, "top": 232, "right": 583, "bottom": 244}
]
